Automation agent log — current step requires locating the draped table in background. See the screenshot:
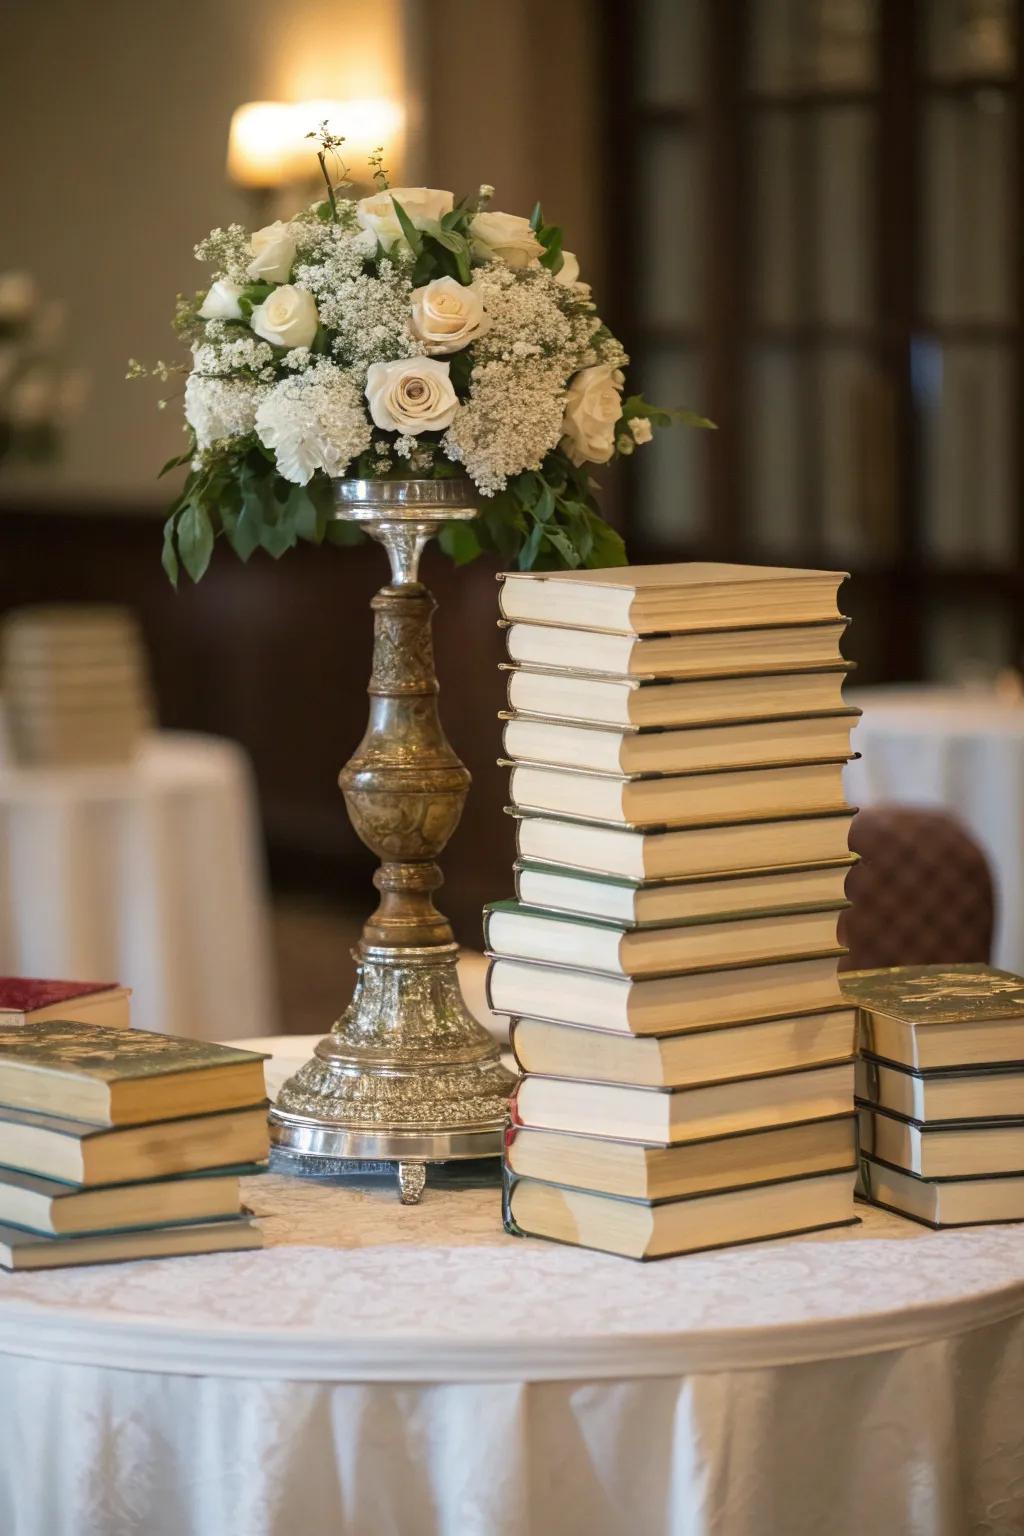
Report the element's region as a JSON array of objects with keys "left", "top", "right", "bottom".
[
  {"left": 0, "top": 1042, "right": 1022, "bottom": 1536},
  {"left": 845, "top": 685, "right": 1024, "bottom": 972},
  {"left": 0, "top": 732, "right": 276, "bottom": 1039}
]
